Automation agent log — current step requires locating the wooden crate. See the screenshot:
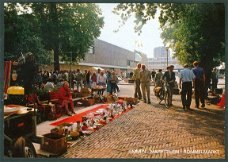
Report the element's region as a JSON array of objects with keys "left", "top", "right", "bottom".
[
  {"left": 83, "top": 98, "right": 95, "bottom": 106},
  {"left": 41, "top": 133, "right": 67, "bottom": 155}
]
